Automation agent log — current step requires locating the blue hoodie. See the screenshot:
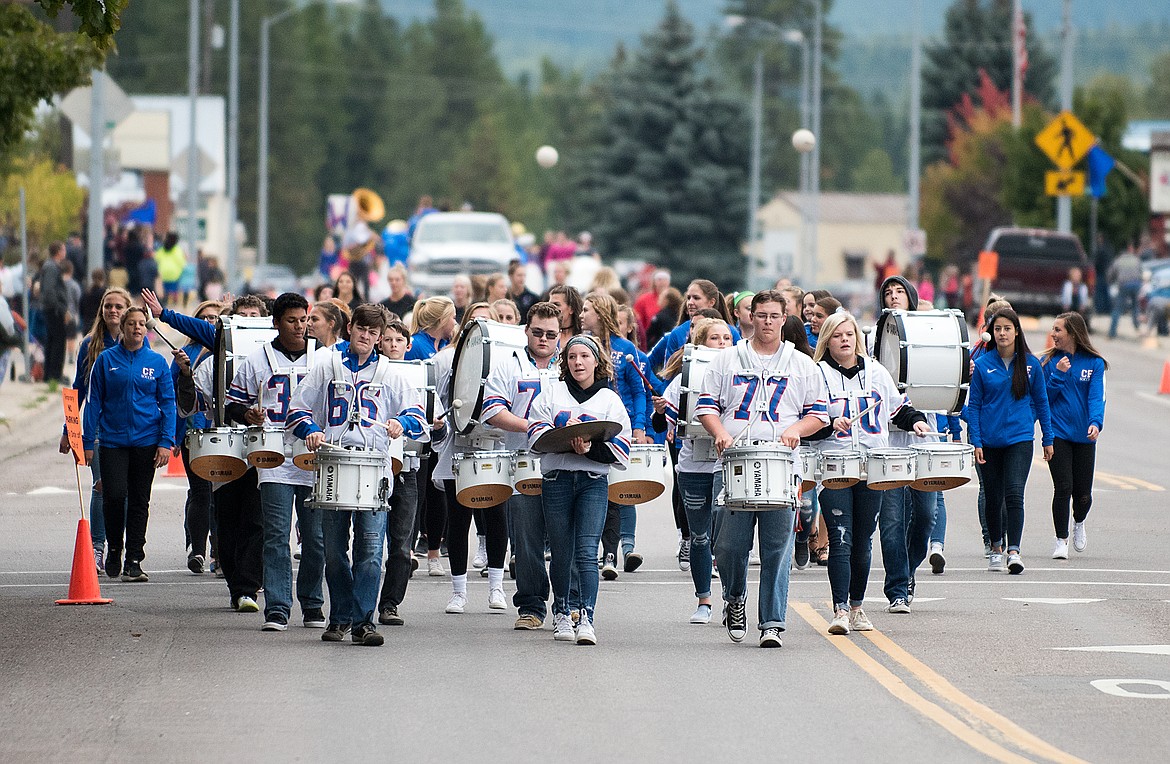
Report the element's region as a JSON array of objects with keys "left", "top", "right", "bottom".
[
  {"left": 161, "top": 307, "right": 217, "bottom": 350},
  {"left": 83, "top": 341, "right": 177, "bottom": 450},
  {"left": 608, "top": 334, "right": 649, "bottom": 433},
  {"left": 405, "top": 330, "right": 446, "bottom": 361},
  {"left": 967, "top": 350, "right": 1052, "bottom": 449},
  {"left": 1042, "top": 351, "right": 1106, "bottom": 444},
  {"left": 648, "top": 319, "right": 741, "bottom": 371}
]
